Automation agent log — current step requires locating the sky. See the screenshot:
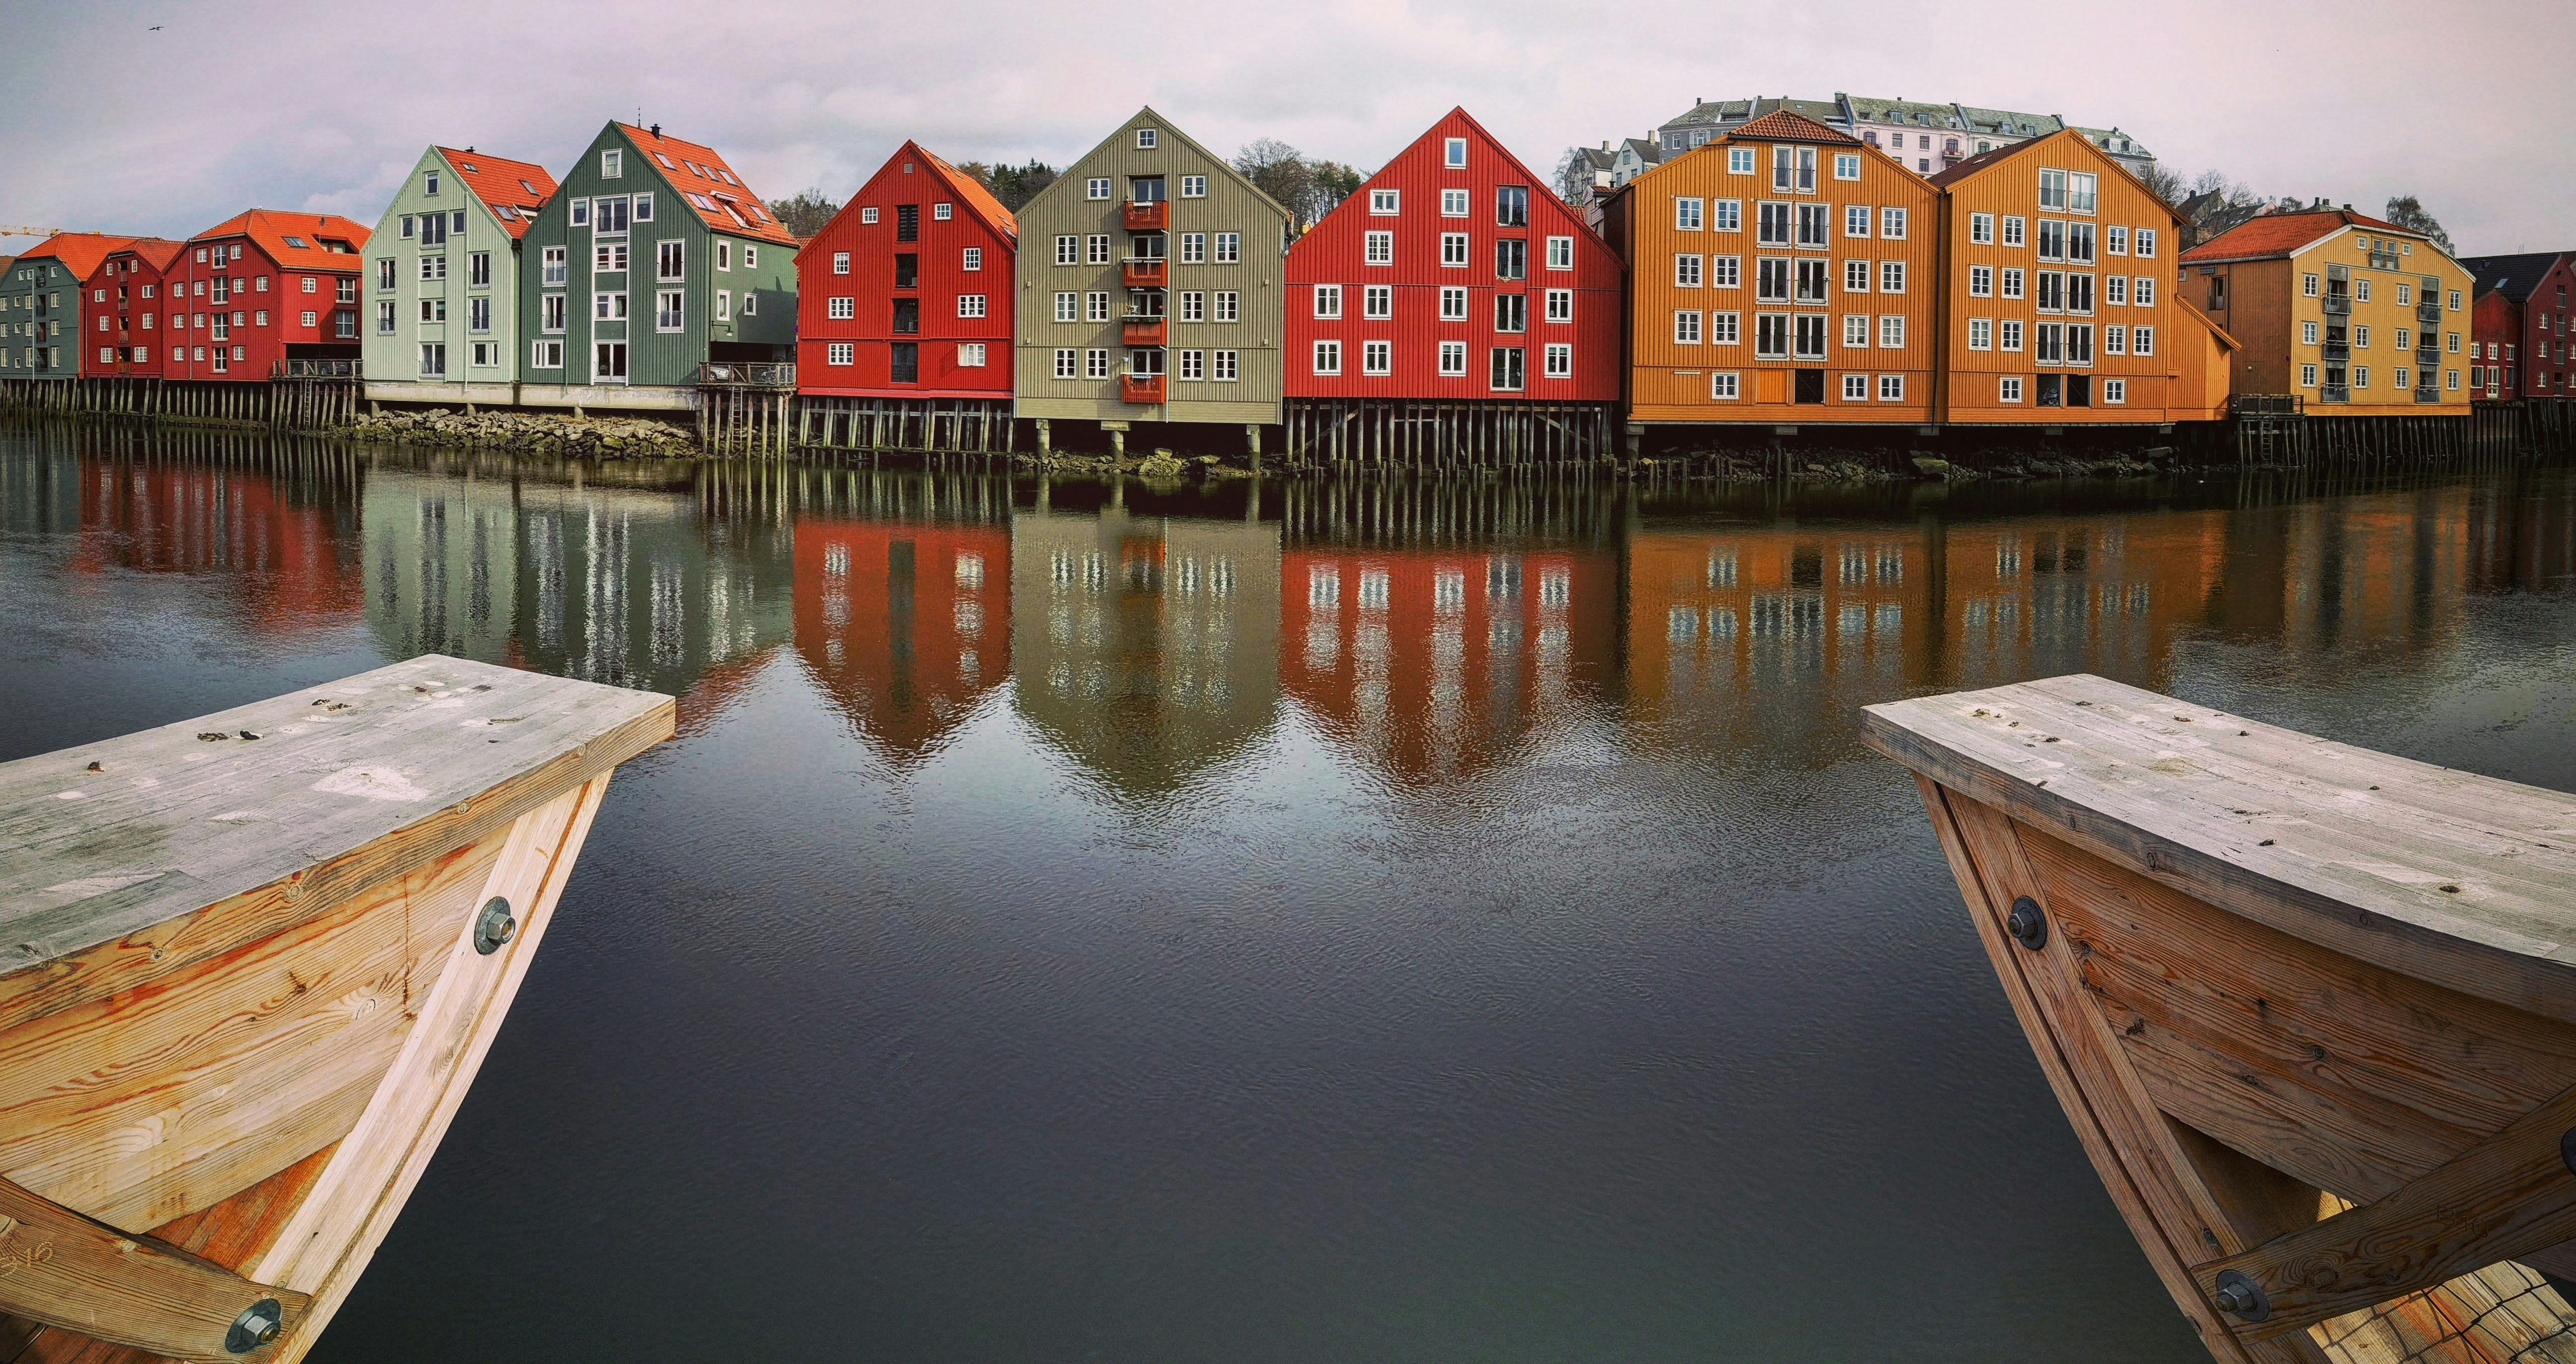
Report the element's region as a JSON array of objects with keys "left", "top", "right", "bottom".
[{"left": 5, "top": 0, "right": 2571, "bottom": 257}]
